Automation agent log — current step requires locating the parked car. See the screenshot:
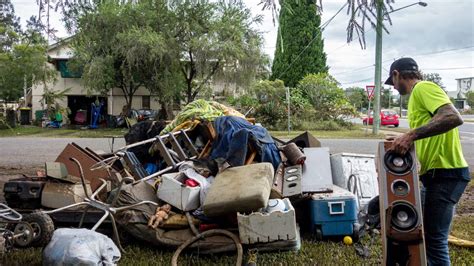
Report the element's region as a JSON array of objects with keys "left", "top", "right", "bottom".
[
  {"left": 363, "top": 109, "right": 399, "bottom": 127},
  {"left": 130, "top": 109, "right": 158, "bottom": 122}
]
